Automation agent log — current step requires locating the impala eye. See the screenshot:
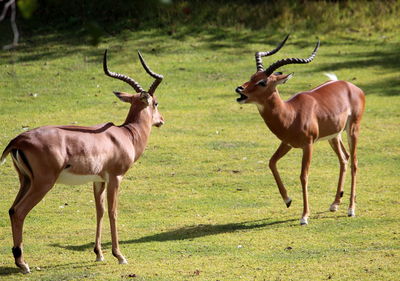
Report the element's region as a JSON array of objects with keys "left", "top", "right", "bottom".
[
  {"left": 257, "top": 80, "right": 267, "bottom": 87},
  {"left": 154, "top": 102, "right": 158, "bottom": 107}
]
